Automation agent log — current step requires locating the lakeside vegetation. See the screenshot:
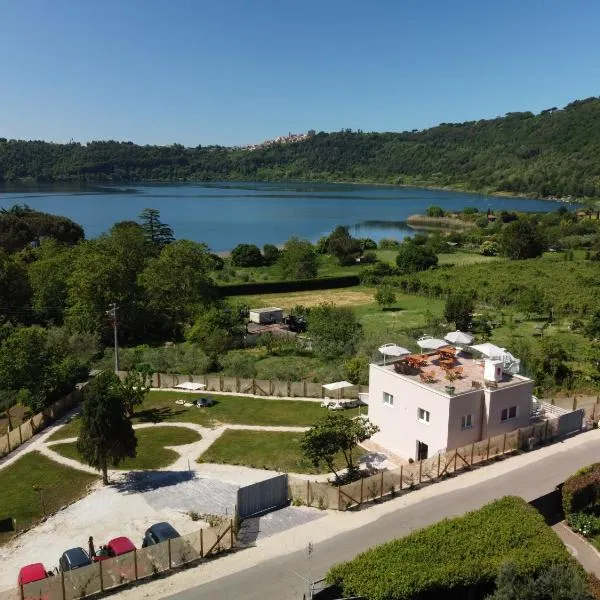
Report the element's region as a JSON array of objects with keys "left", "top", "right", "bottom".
[
  {"left": 3, "top": 199, "right": 600, "bottom": 430},
  {"left": 2, "top": 97, "right": 600, "bottom": 200}
]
